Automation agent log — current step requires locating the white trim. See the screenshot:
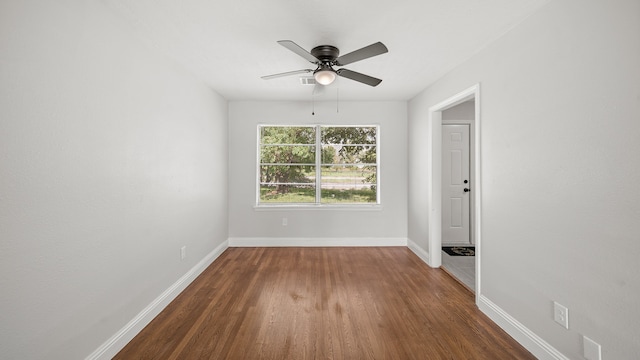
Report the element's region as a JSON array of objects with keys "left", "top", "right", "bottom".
[
  {"left": 256, "top": 124, "right": 262, "bottom": 205},
  {"left": 254, "top": 204, "right": 382, "bottom": 211},
  {"left": 478, "top": 295, "right": 569, "bottom": 360},
  {"left": 473, "top": 90, "right": 482, "bottom": 305},
  {"left": 315, "top": 125, "right": 322, "bottom": 201},
  {"left": 427, "top": 109, "right": 442, "bottom": 267},
  {"left": 407, "top": 239, "right": 434, "bottom": 267},
  {"left": 427, "top": 84, "right": 482, "bottom": 304},
  {"left": 85, "top": 240, "right": 229, "bottom": 360},
  {"left": 228, "top": 237, "right": 407, "bottom": 247},
  {"left": 376, "top": 125, "right": 382, "bottom": 204}
]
